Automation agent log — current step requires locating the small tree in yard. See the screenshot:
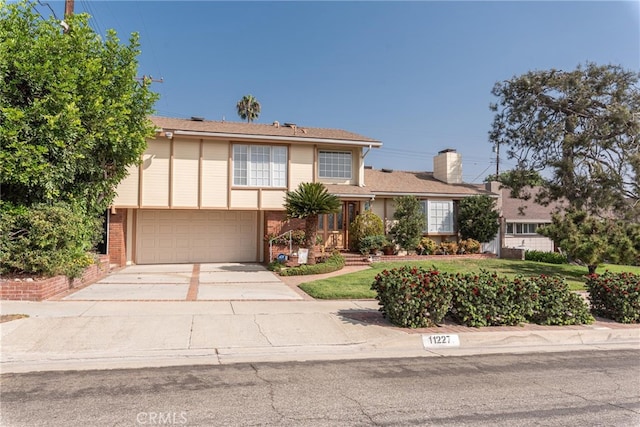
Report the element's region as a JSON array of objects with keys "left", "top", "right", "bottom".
[
  {"left": 458, "top": 195, "right": 500, "bottom": 243},
  {"left": 390, "top": 196, "right": 425, "bottom": 251},
  {"left": 284, "top": 183, "right": 341, "bottom": 265}
]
